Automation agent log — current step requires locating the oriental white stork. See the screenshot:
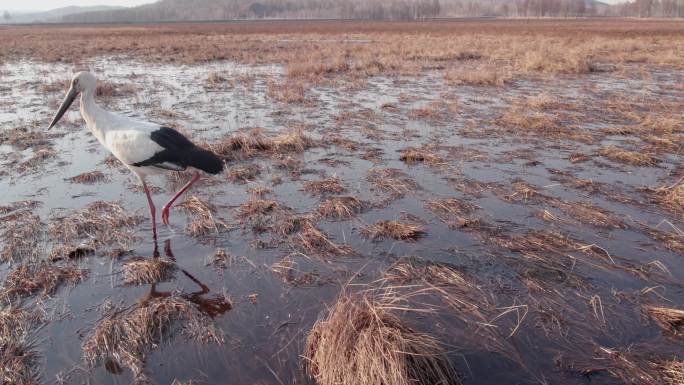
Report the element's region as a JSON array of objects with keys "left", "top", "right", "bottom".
[{"left": 48, "top": 71, "right": 224, "bottom": 239}]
